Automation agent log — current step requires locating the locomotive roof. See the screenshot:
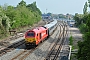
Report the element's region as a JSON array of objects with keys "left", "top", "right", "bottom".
[{"left": 28, "top": 27, "right": 47, "bottom": 34}]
